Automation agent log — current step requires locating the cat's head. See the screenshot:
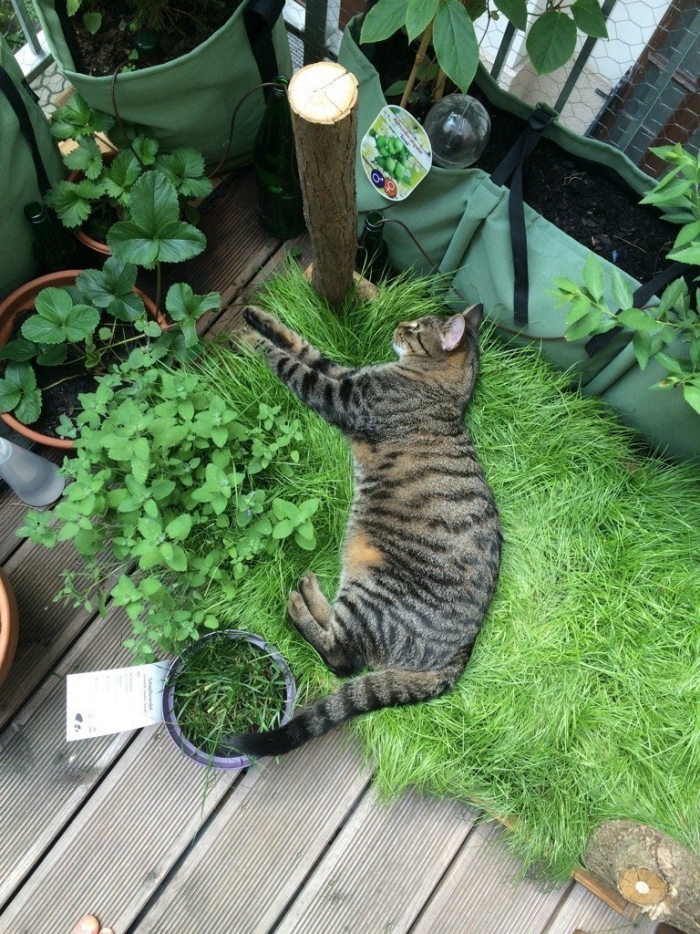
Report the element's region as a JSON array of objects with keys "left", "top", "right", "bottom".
[{"left": 392, "top": 304, "right": 483, "bottom": 361}]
